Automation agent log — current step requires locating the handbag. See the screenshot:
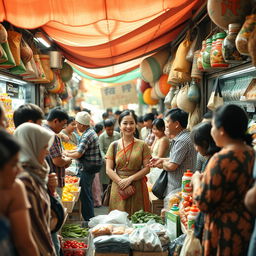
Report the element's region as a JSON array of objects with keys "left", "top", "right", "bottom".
[
  {"left": 49, "top": 193, "right": 65, "bottom": 234},
  {"left": 152, "top": 169, "right": 168, "bottom": 199},
  {"left": 102, "top": 141, "right": 118, "bottom": 206},
  {"left": 207, "top": 78, "right": 224, "bottom": 111},
  {"left": 118, "top": 184, "right": 136, "bottom": 200}
]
